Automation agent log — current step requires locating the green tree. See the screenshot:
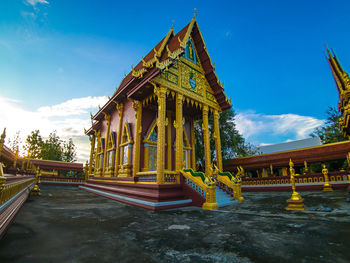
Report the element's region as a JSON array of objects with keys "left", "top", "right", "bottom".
[
  {"left": 41, "top": 131, "right": 63, "bottom": 161},
  {"left": 310, "top": 106, "right": 348, "bottom": 144},
  {"left": 62, "top": 138, "right": 77, "bottom": 162},
  {"left": 8, "top": 131, "right": 22, "bottom": 153},
  {"left": 24, "top": 130, "right": 43, "bottom": 158},
  {"left": 195, "top": 108, "right": 257, "bottom": 167}
]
